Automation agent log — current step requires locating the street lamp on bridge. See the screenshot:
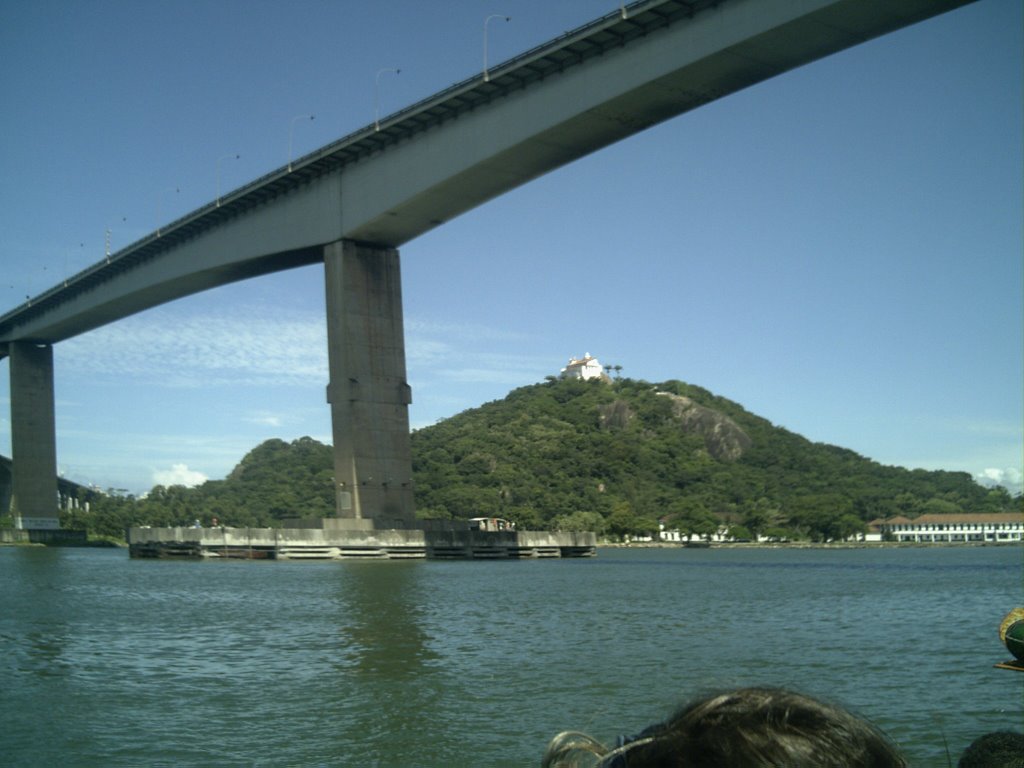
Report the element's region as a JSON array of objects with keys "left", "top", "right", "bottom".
[
  {"left": 484, "top": 14, "right": 511, "bottom": 82},
  {"left": 105, "top": 216, "right": 127, "bottom": 262}
]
